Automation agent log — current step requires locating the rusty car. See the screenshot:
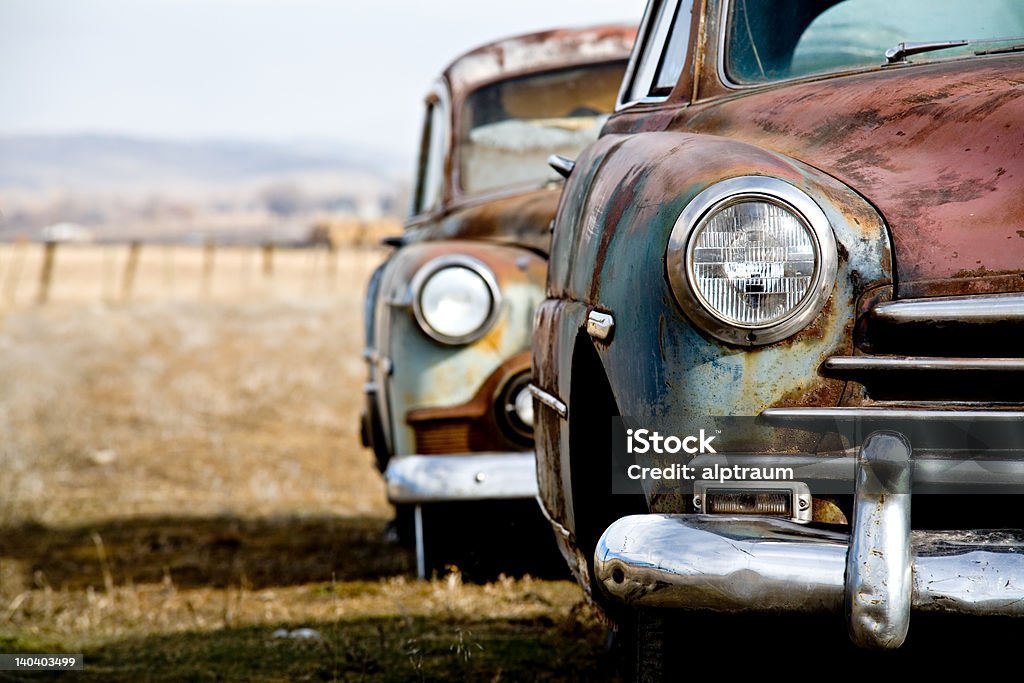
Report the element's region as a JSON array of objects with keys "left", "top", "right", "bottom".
[
  {"left": 530, "top": 0, "right": 1024, "bottom": 670},
  {"left": 361, "top": 25, "right": 635, "bottom": 576}
]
